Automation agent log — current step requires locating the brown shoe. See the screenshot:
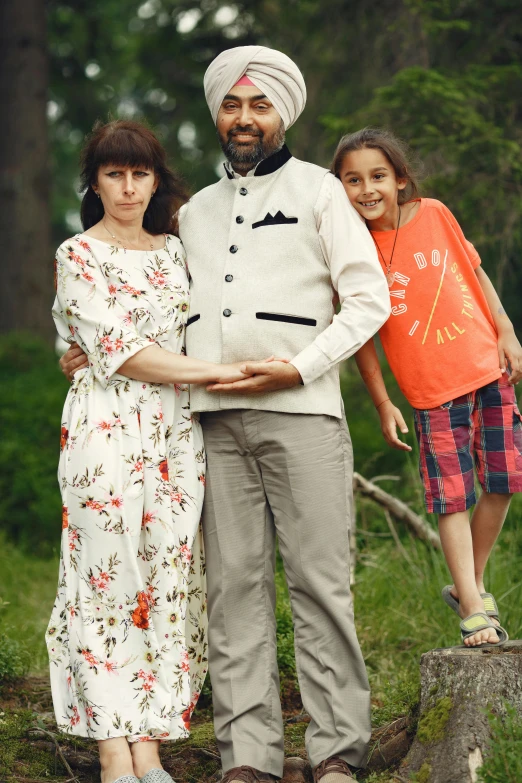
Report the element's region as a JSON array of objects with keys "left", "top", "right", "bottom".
[
  {"left": 222, "top": 766, "right": 278, "bottom": 783},
  {"left": 312, "top": 756, "right": 353, "bottom": 782}
]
